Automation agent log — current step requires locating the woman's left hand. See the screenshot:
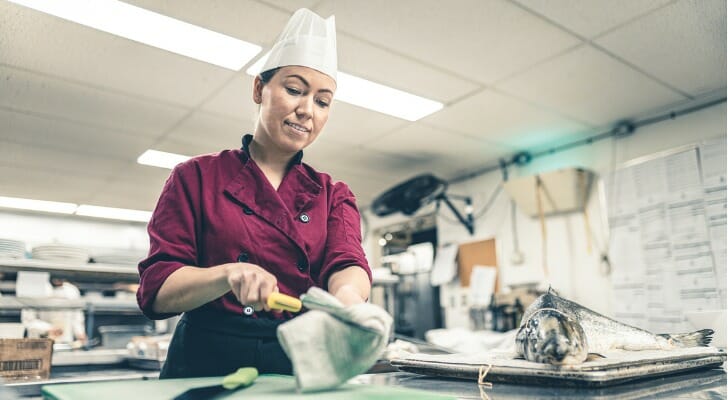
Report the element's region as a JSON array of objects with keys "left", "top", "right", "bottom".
[
  {"left": 327, "top": 266, "right": 370, "bottom": 306},
  {"left": 333, "top": 284, "right": 366, "bottom": 306}
]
